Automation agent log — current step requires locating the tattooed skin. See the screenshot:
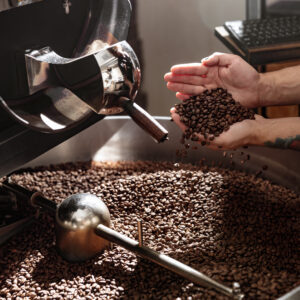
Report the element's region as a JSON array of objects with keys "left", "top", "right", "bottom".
[{"left": 265, "top": 135, "right": 300, "bottom": 151}]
